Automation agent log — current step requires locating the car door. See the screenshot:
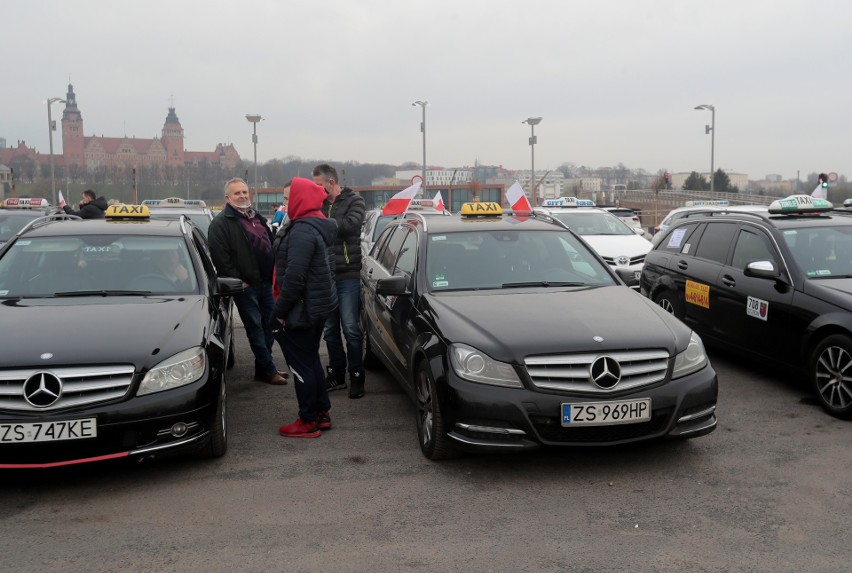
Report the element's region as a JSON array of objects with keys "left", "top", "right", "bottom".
[
  {"left": 365, "top": 224, "right": 408, "bottom": 375},
  {"left": 672, "top": 222, "right": 737, "bottom": 340},
  {"left": 377, "top": 226, "right": 419, "bottom": 386},
  {"left": 714, "top": 223, "right": 795, "bottom": 359}
]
